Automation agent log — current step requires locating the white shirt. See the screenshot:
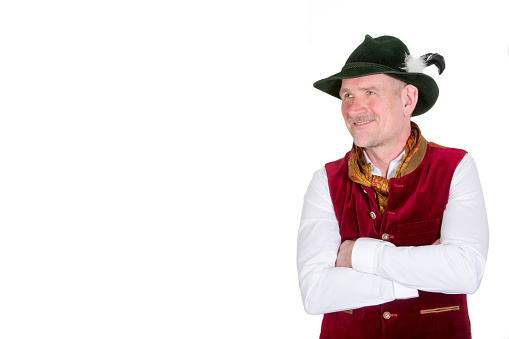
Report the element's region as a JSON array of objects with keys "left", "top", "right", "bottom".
[{"left": 297, "top": 152, "right": 489, "bottom": 315}]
